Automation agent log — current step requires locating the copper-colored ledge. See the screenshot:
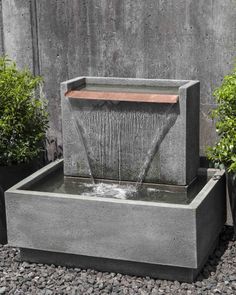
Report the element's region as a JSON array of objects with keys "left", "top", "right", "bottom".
[{"left": 65, "top": 90, "right": 179, "bottom": 104}]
